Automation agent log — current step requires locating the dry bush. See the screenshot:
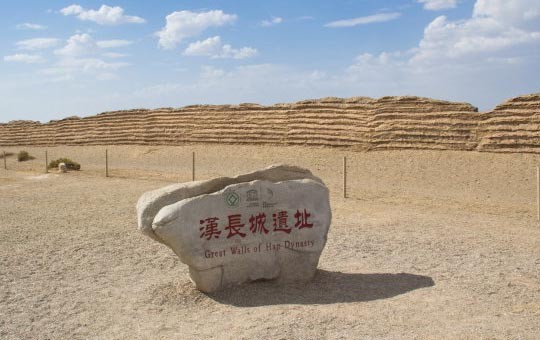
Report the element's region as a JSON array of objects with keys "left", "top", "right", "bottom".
[{"left": 17, "top": 150, "right": 35, "bottom": 162}]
